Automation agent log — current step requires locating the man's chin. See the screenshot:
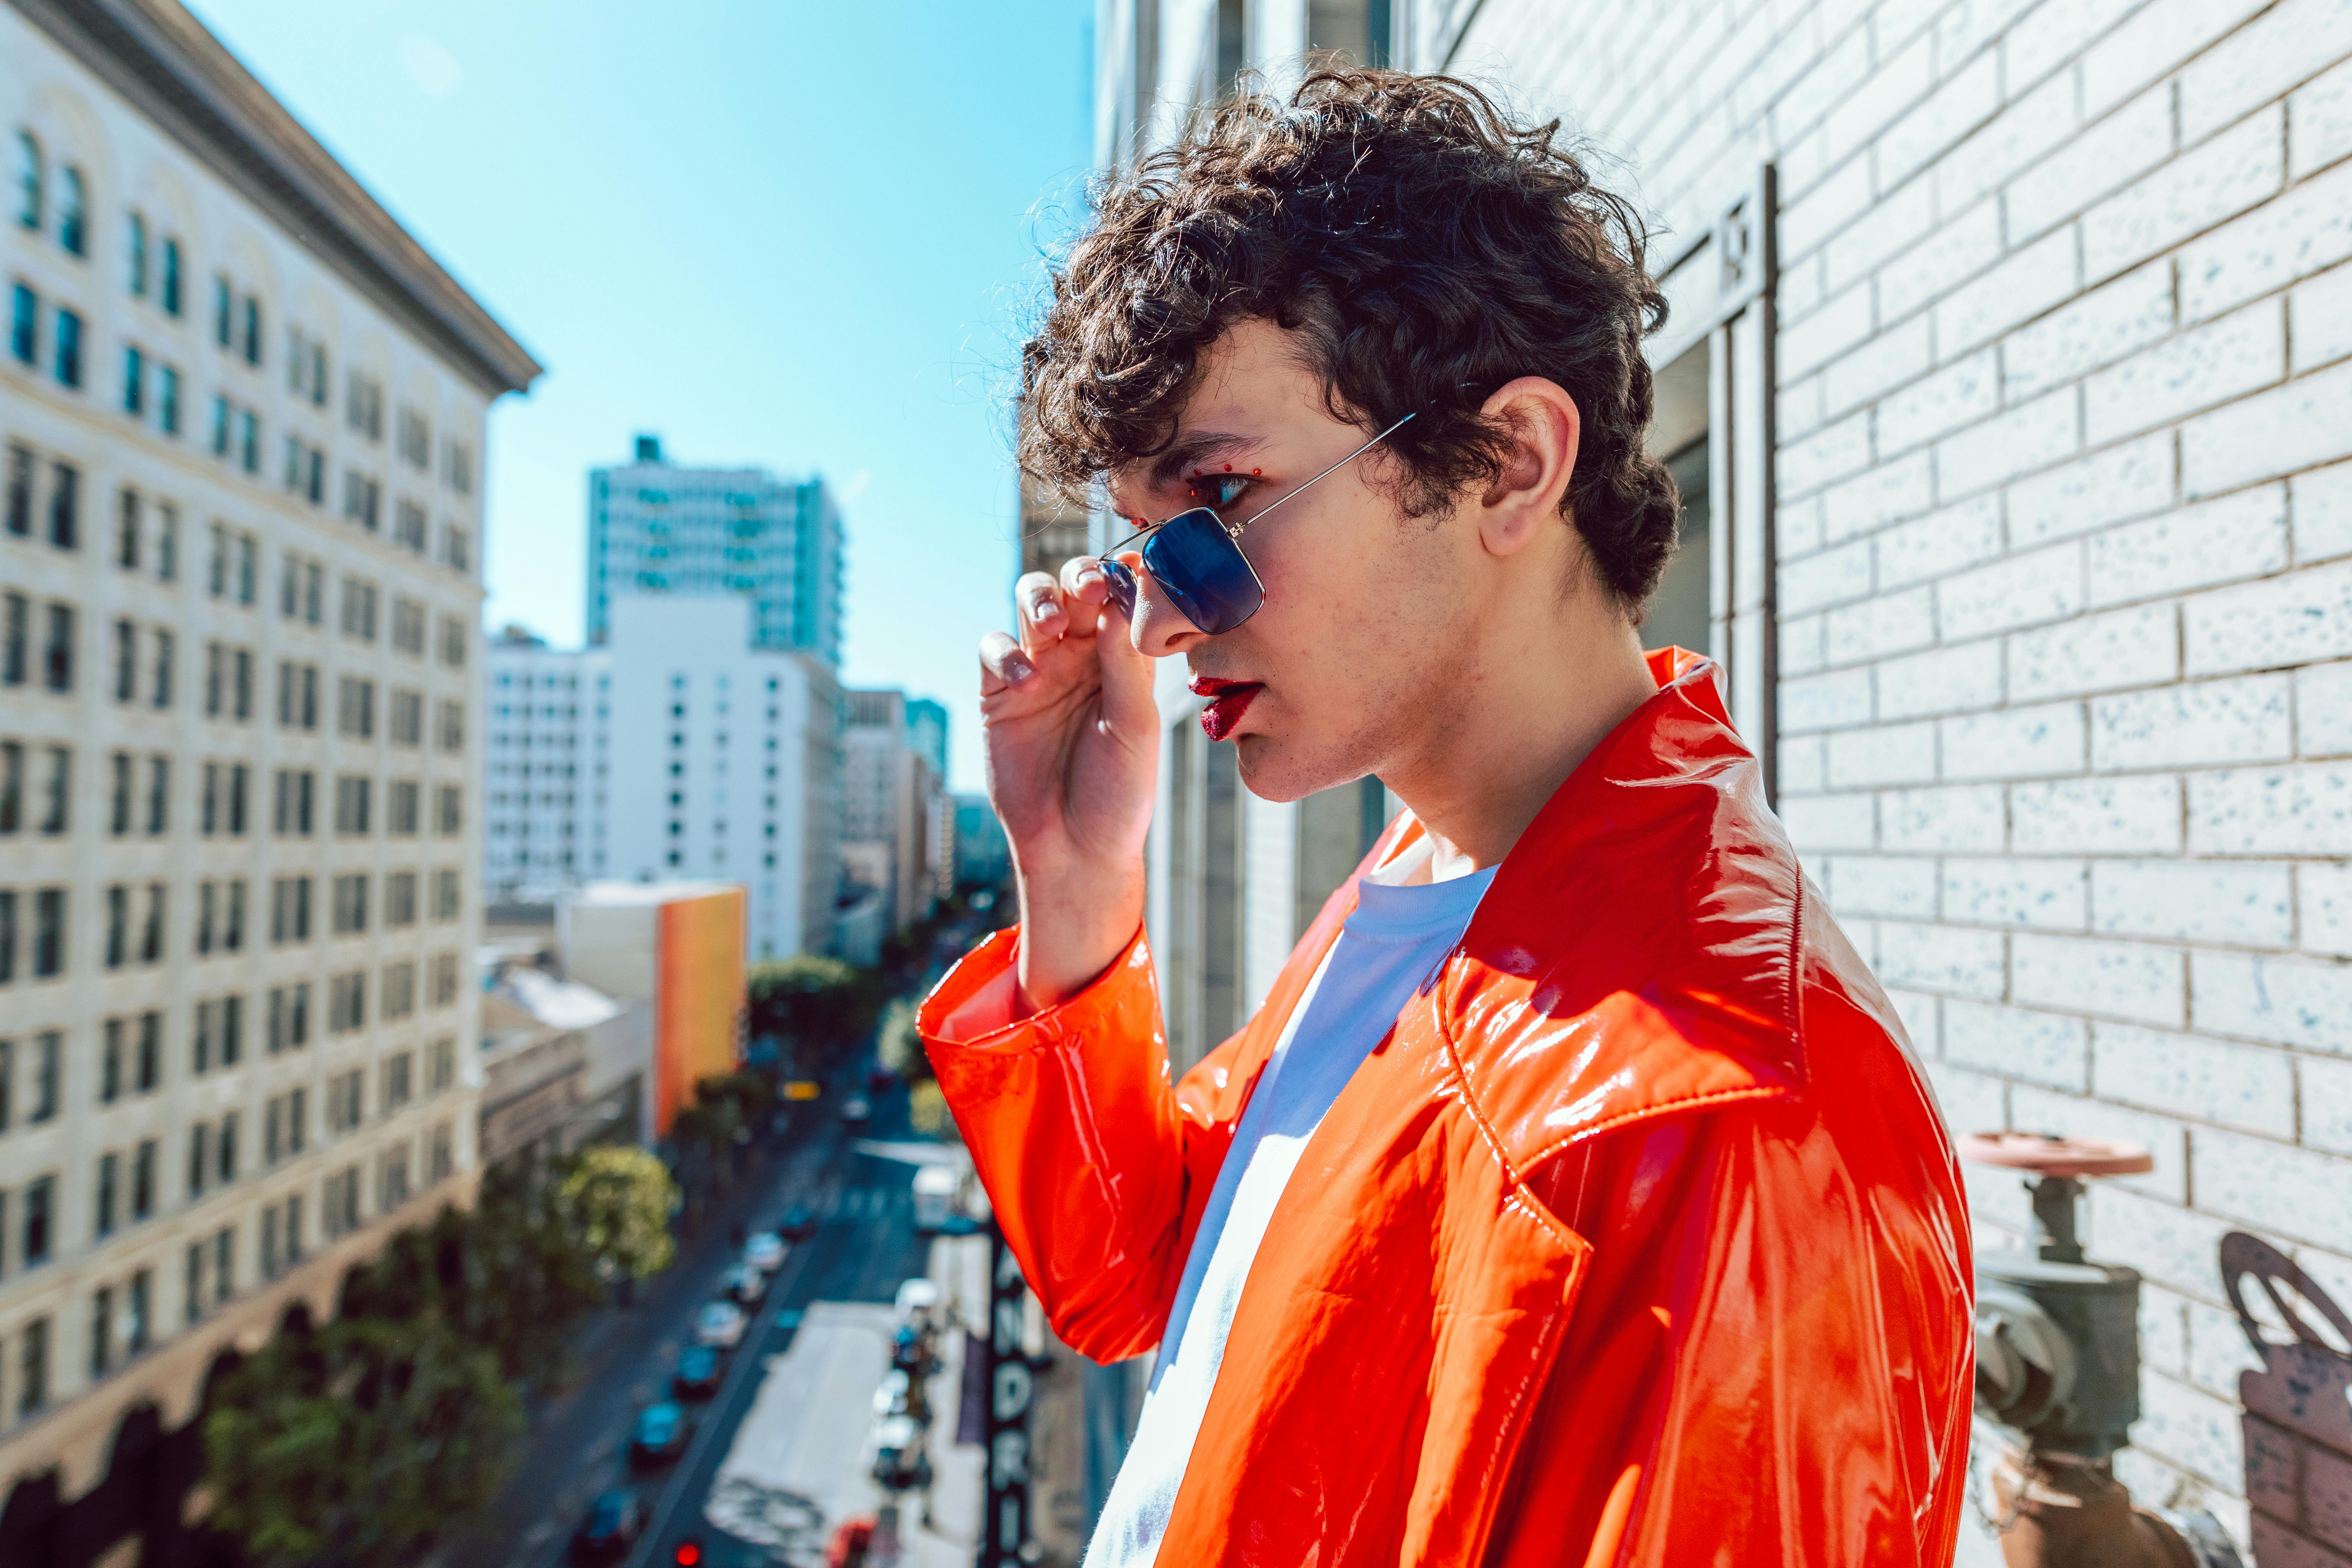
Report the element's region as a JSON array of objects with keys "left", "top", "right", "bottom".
[{"left": 1231, "top": 732, "right": 1340, "bottom": 805}]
